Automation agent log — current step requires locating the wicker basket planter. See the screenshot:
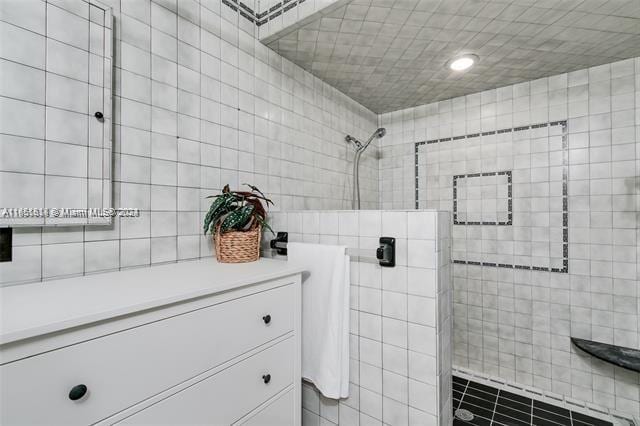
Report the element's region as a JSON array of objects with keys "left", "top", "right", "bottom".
[
  {"left": 204, "top": 184, "right": 272, "bottom": 264},
  {"left": 213, "top": 223, "right": 261, "bottom": 263}
]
